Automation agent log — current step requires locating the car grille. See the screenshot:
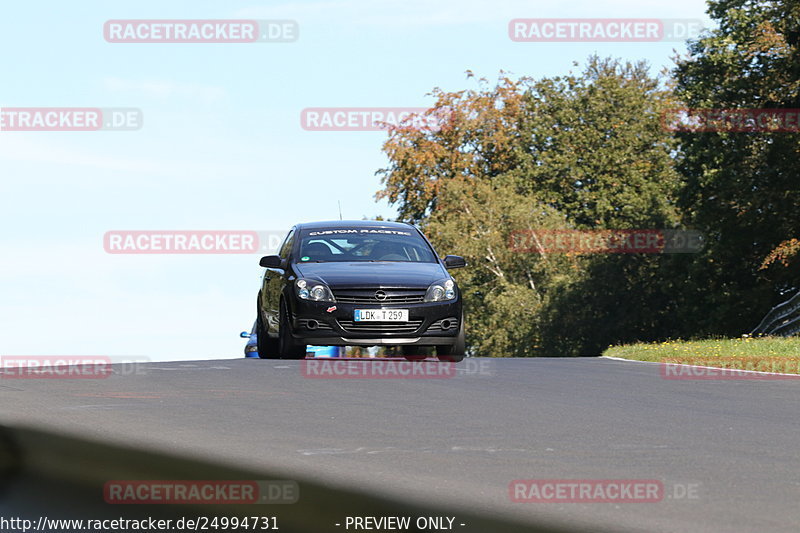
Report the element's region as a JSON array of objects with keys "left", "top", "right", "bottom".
[
  {"left": 337, "top": 319, "right": 424, "bottom": 334},
  {"left": 332, "top": 289, "right": 426, "bottom": 305}
]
